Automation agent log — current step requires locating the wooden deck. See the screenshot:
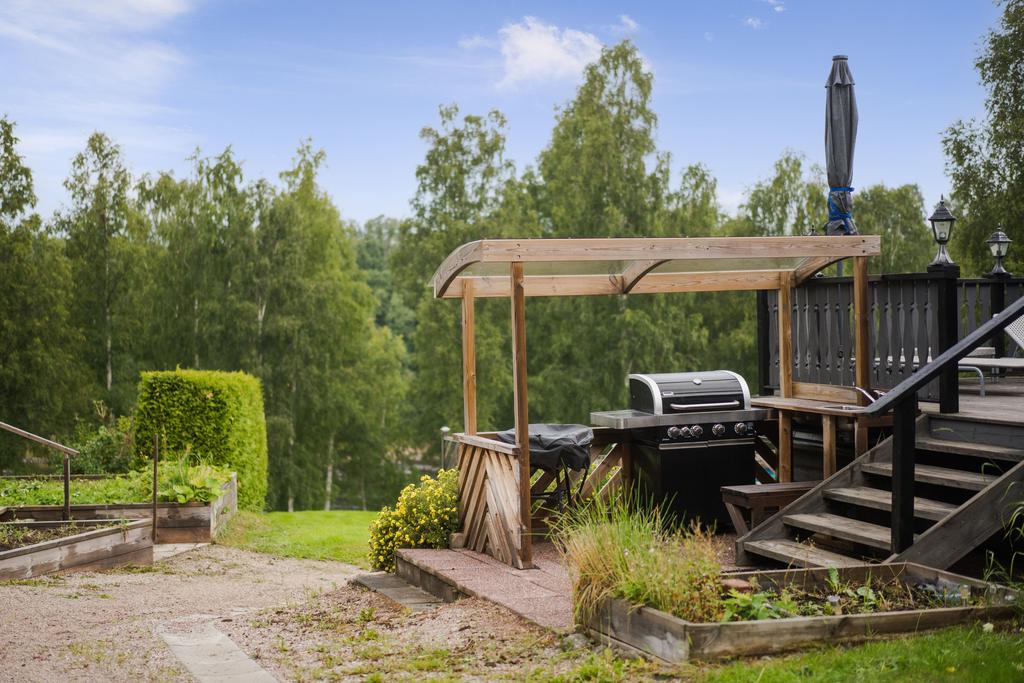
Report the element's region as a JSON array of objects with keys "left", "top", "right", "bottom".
[{"left": 926, "top": 376, "right": 1024, "bottom": 424}]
